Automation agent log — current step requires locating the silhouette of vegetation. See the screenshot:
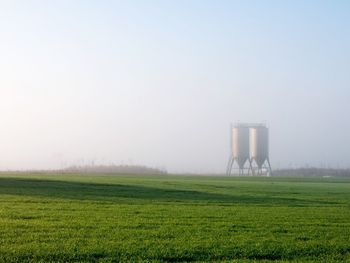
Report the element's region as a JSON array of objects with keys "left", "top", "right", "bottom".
[
  {"left": 275, "top": 168, "right": 350, "bottom": 177},
  {"left": 63, "top": 164, "right": 167, "bottom": 175}
]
